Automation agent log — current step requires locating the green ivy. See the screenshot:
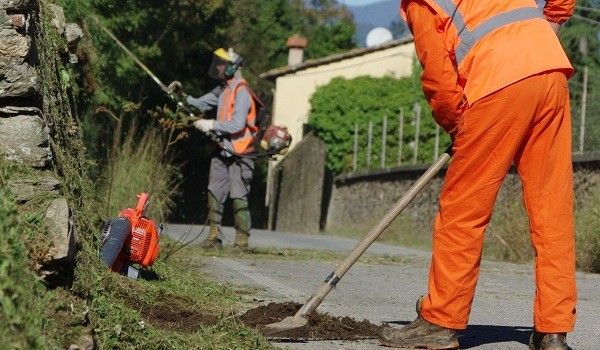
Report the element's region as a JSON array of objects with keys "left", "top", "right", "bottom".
[{"left": 307, "top": 67, "right": 451, "bottom": 175}]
